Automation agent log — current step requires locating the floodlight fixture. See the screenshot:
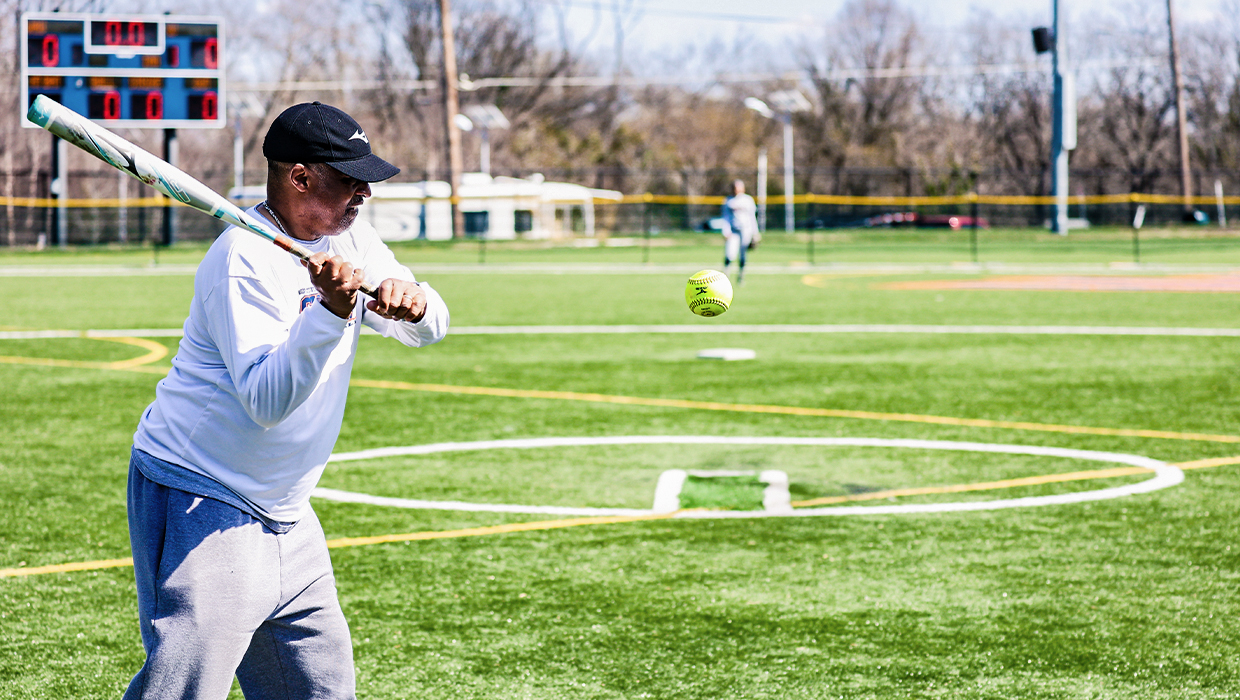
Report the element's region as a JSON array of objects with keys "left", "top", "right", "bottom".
[
  {"left": 744, "top": 97, "right": 774, "bottom": 119},
  {"left": 1032, "top": 26, "right": 1054, "bottom": 54},
  {"left": 453, "top": 113, "right": 474, "bottom": 132},
  {"left": 463, "top": 104, "right": 510, "bottom": 131},
  {"left": 767, "top": 89, "right": 812, "bottom": 114},
  {"left": 745, "top": 90, "right": 812, "bottom": 234}
]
